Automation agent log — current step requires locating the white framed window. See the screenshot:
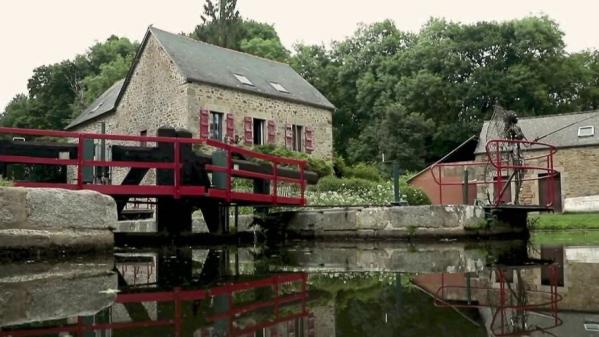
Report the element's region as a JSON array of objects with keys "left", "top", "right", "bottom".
[
  {"left": 233, "top": 74, "right": 254, "bottom": 86},
  {"left": 578, "top": 126, "right": 594, "bottom": 137},
  {"left": 210, "top": 111, "right": 224, "bottom": 141},
  {"left": 253, "top": 118, "right": 265, "bottom": 145},
  {"left": 270, "top": 82, "right": 289, "bottom": 93}
]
